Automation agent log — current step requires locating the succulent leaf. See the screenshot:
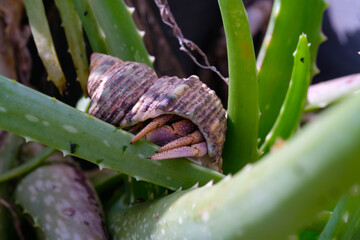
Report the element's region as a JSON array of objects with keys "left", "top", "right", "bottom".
[
  {"left": 108, "top": 93, "right": 360, "bottom": 239},
  {"left": 54, "top": 0, "right": 89, "bottom": 96},
  {"left": 0, "top": 76, "right": 224, "bottom": 190},
  {"left": 257, "top": 0, "right": 327, "bottom": 144},
  {"left": 15, "top": 163, "right": 108, "bottom": 240},
  {"left": 23, "top": 0, "right": 67, "bottom": 94},
  {"left": 319, "top": 186, "right": 360, "bottom": 239},
  {"left": 218, "top": 0, "right": 259, "bottom": 173},
  {"left": 260, "top": 34, "right": 311, "bottom": 154}
]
